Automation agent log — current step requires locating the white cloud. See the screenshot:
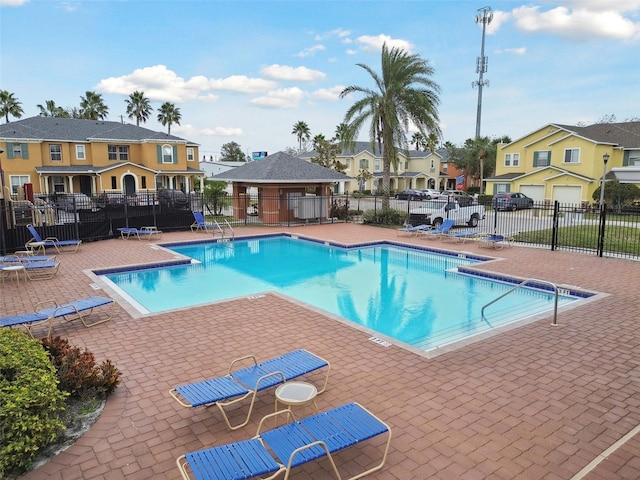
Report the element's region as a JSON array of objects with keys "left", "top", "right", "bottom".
[
  {"left": 60, "top": 2, "right": 80, "bottom": 12},
  {"left": 346, "top": 49, "right": 358, "bottom": 55},
  {"left": 174, "top": 124, "right": 243, "bottom": 138},
  {"left": 97, "top": 66, "right": 277, "bottom": 104},
  {"left": 309, "top": 85, "right": 346, "bottom": 101},
  {"left": 356, "top": 34, "right": 414, "bottom": 53},
  {"left": 250, "top": 87, "right": 305, "bottom": 109},
  {"left": 496, "top": 47, "right": 527, "bottom": 55},
  {"left": 0, "top": 0, "right": 28, "bottom": 5},
  {"left": 207, "top": 75, "right": 276, "bottom": 94},
  {"left": 295, "top": 45, "right": 326, "bottom": 58},
  {"left": 486, "top": 10, "right": 511, "bottom": 34},
  {"left": 260, "top": 64, "right": 326, "bottom": 82},
  {"left": 314, "top": 28, "right": 351, "bottom": 41},
  {"left": 511, "top": 4, "right": 640, "bottom": 40}
]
